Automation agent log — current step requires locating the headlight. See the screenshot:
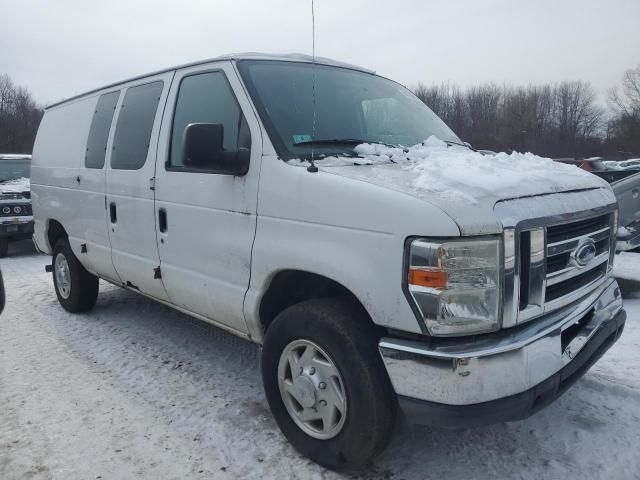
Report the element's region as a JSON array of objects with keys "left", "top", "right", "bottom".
[
  {"left": 2, "top": 207, "right": 9, "bottom": 214},
  {"left": 13, "top": 206, "right": 22, "bottom": 214},
  {"left": 406, "top": 237, "right": 502, "bottom": 336}
]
